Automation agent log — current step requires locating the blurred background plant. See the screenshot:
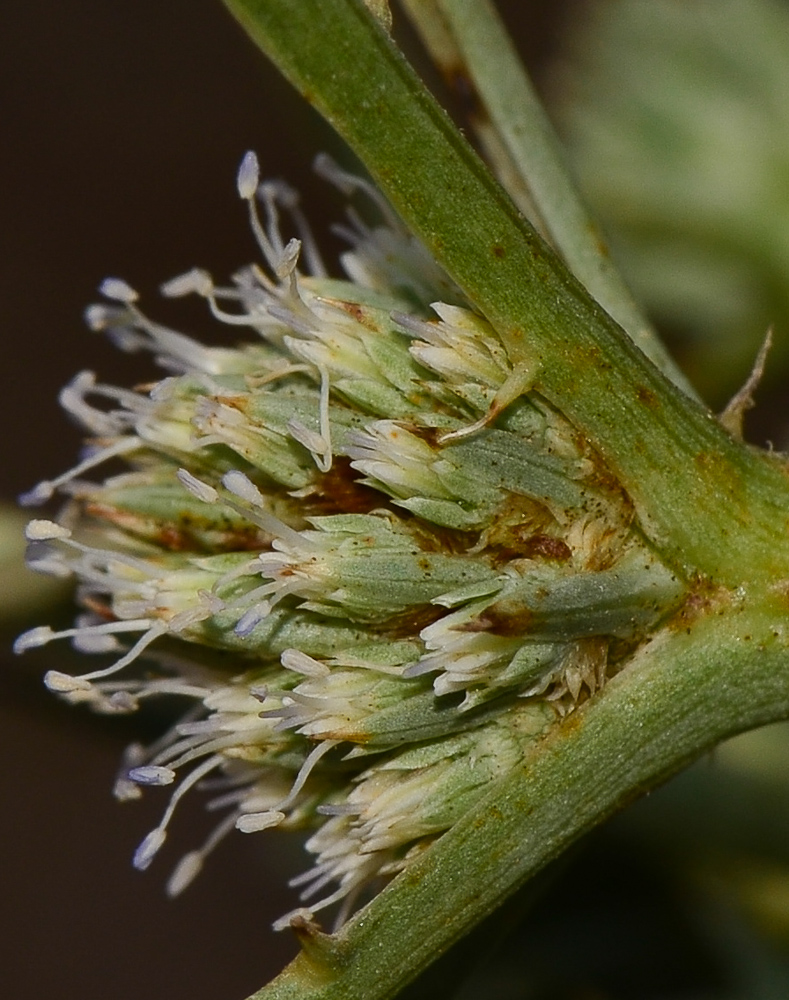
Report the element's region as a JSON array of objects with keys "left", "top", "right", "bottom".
[
  {"left": 6, "top": 2, "right": 789, "bottom": 998},
  {"left": 553, "top": 0, "right": 789, "bottom": 411}
]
